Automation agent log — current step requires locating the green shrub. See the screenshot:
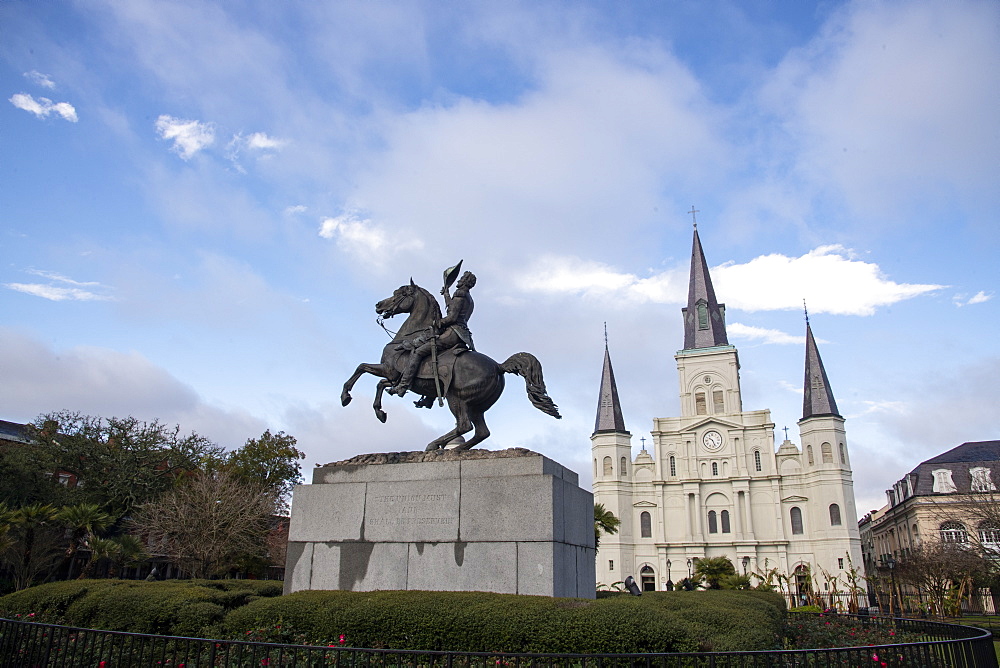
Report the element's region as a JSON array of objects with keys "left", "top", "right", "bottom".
[
  {"left": 0, "top": 581, "right": 786, "bottom": 653},
  {"left": 222, "top": 589, "right": 786, "bottom": 653},
  {"left": 0, "top": 579, "right": 283, "bottom": 637}
]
